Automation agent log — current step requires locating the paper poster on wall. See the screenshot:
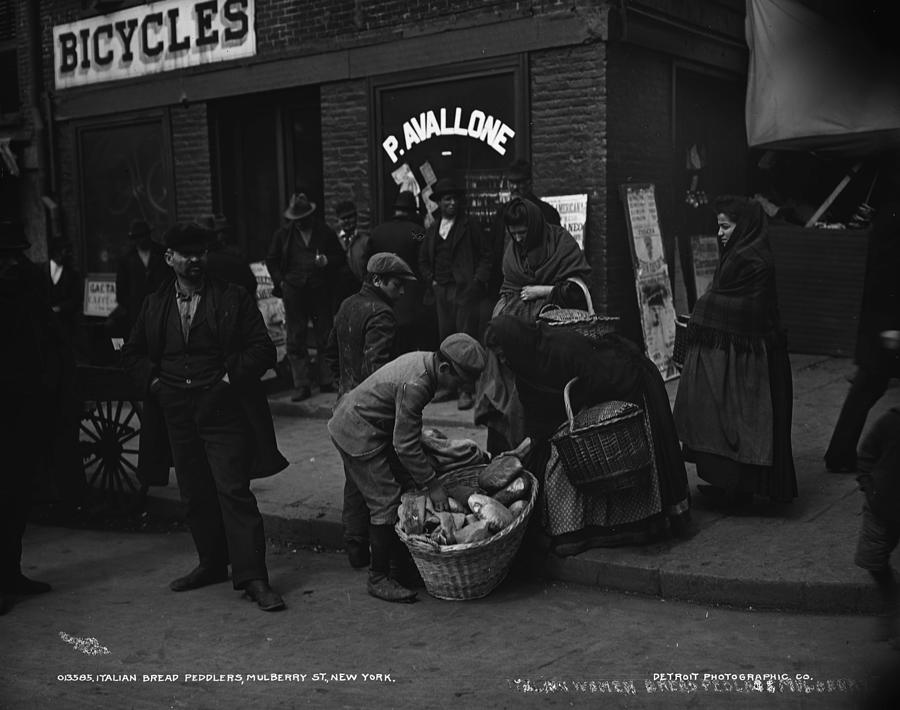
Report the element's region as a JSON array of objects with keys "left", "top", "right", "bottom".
[
  {"left": 250, "top": 262, "right": 286, "bottom": 363},
  {"left": 543, "top": 194, "right": 588, "bottom": 250},
  {"left": 83, "top": 273, "right": 117, "bottom": 317},
  {"left": 690, "top": 234, "right": 719, "bottom": 299},
  {"left": 619, "top": 183, "right": 679, "bottom": 381}
]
